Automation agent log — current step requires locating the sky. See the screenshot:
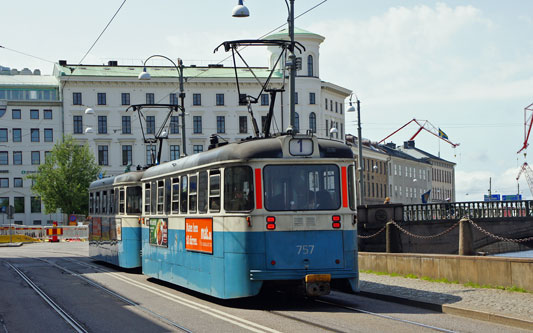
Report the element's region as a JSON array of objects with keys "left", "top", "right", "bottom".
[{"left": 1, "top": 0, "right": 533, "bottom": 202}]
